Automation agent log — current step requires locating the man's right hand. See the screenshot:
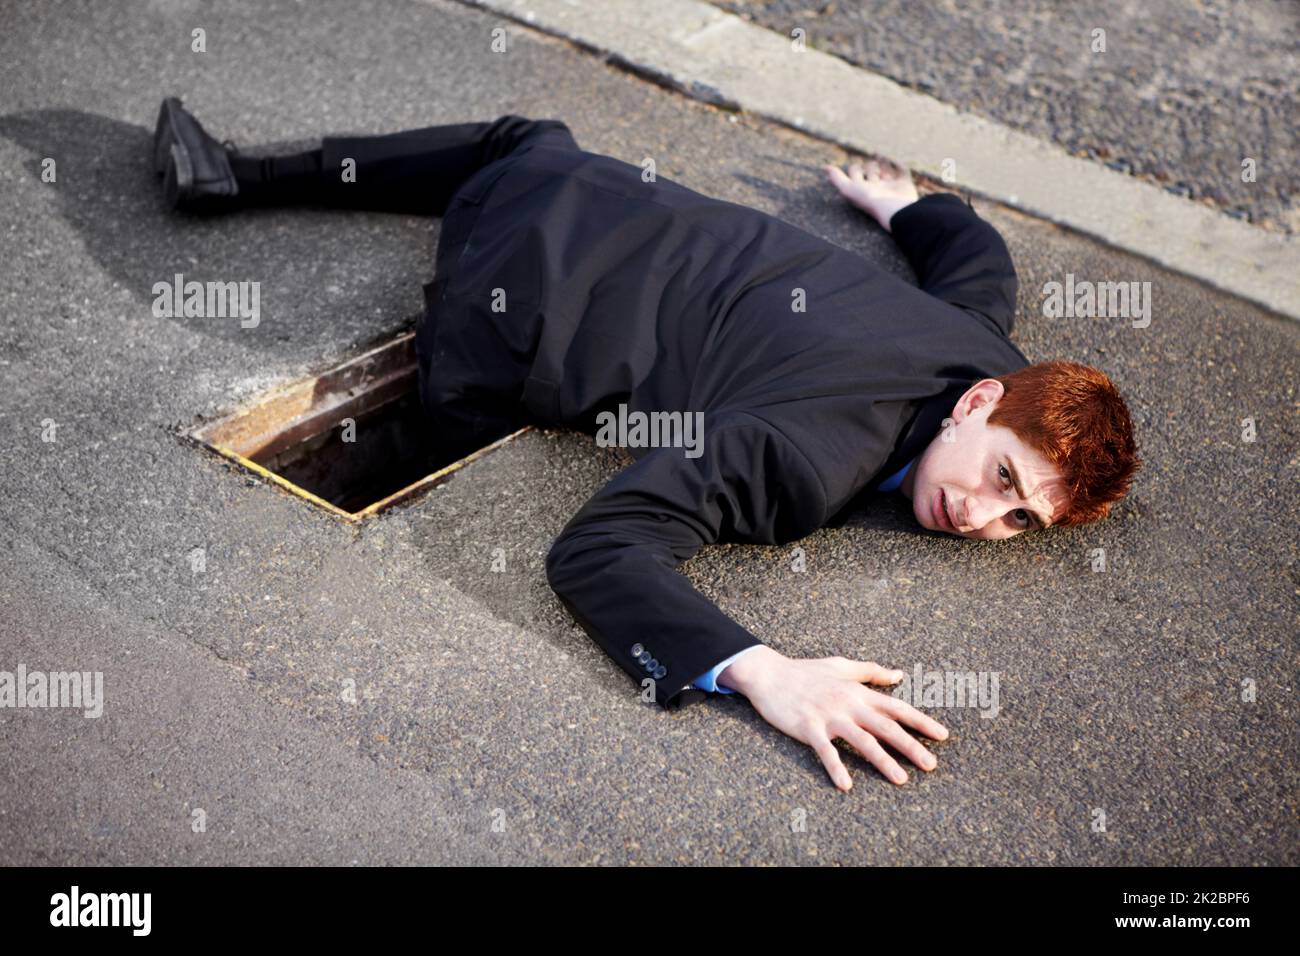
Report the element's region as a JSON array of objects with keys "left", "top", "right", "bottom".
[{"left": 719, "top": 646, "right": 949, "bottom": 790}]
